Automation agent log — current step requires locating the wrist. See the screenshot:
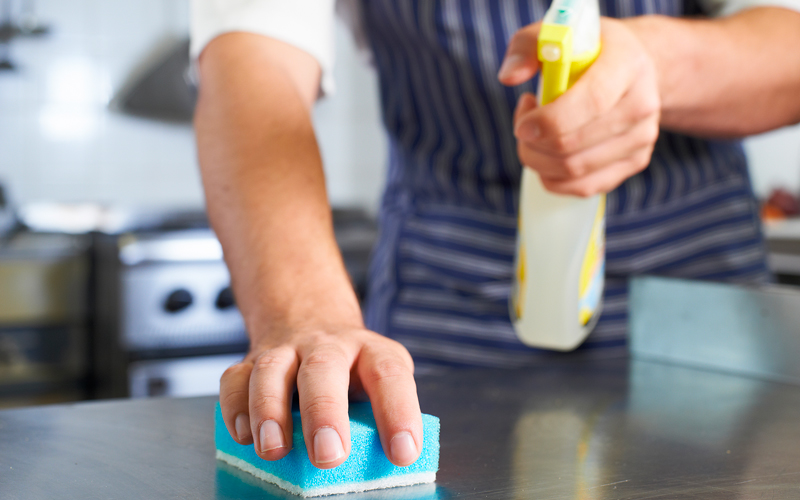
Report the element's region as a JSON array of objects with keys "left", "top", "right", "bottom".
[
  {"left": 242, "top": 277, "right": 365, "bottom": 345},
  {"left": 620, "top": 16, "right": 671, "bottom": 106},
  {"left": 622, "top": 14, "right": 722, "bottom": 129}
]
